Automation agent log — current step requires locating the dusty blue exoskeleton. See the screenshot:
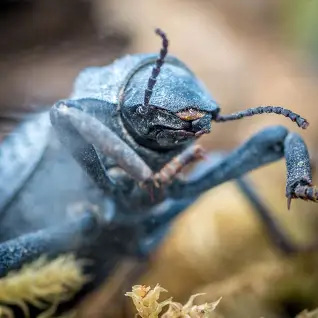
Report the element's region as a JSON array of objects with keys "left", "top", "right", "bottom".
[{"left": 0, "top": 28, "right": 317, "bottom": 316}]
